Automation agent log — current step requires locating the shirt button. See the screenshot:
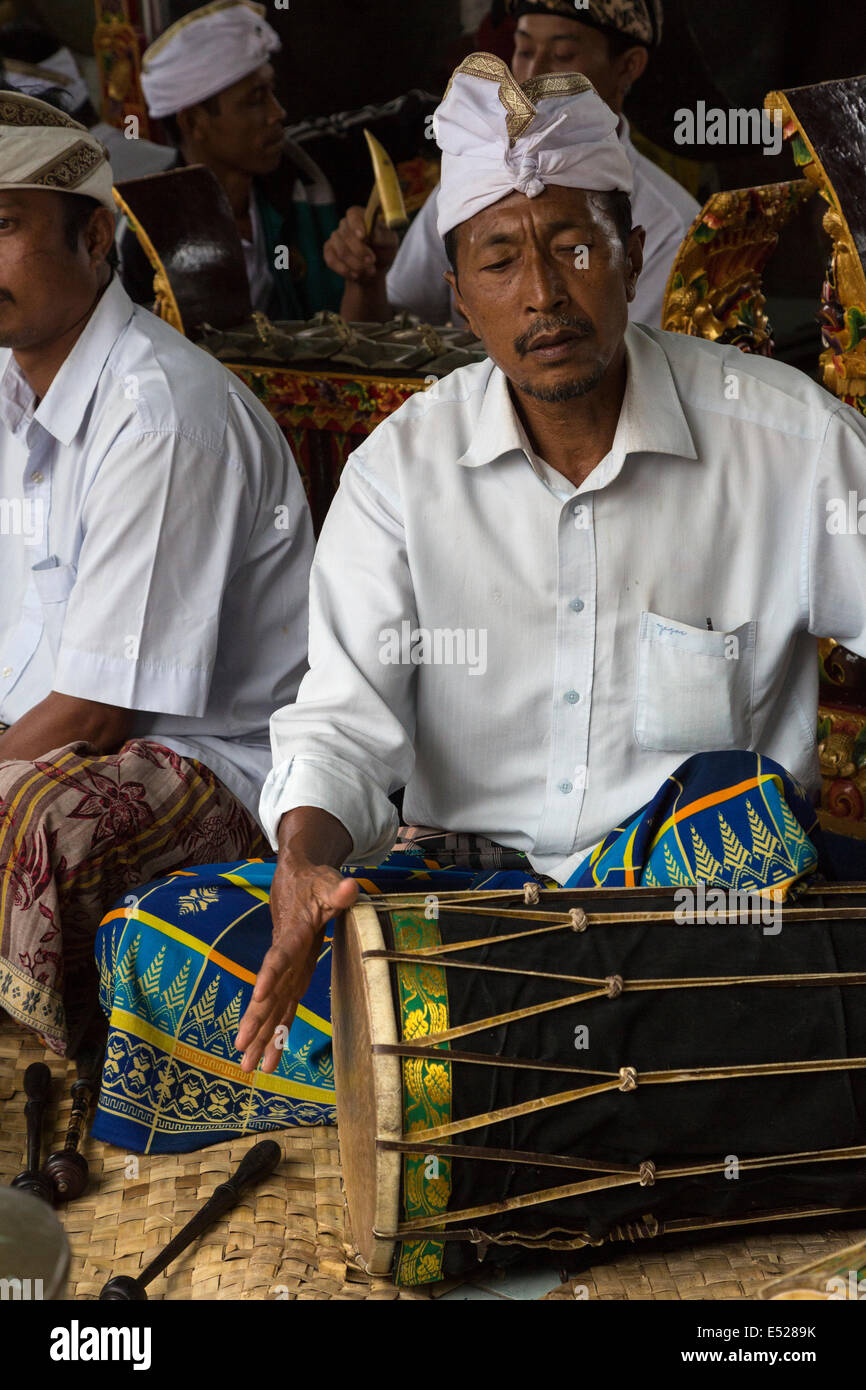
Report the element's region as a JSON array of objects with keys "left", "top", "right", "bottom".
[
  {"left": 30, "top": 472, "right": 44, "bottom": 483},
  {"left": 558, "top": 780, "right": 573, "bottom": 795},
  {"left": 2, "top": 667, "right": 11, "bottom": 678},
  {"left": 569, "top": 598, "right": 585, "bottom": 613},
  {"left": 564, "top": 689, "right": 580, "bottom": 704}
]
